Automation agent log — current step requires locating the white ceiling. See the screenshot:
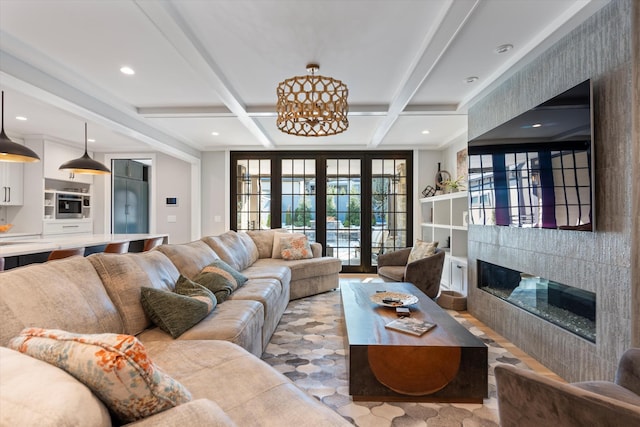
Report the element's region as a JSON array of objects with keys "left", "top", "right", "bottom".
[{"left": 0, "top": 0, "right": 610, "bottom": 162}]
